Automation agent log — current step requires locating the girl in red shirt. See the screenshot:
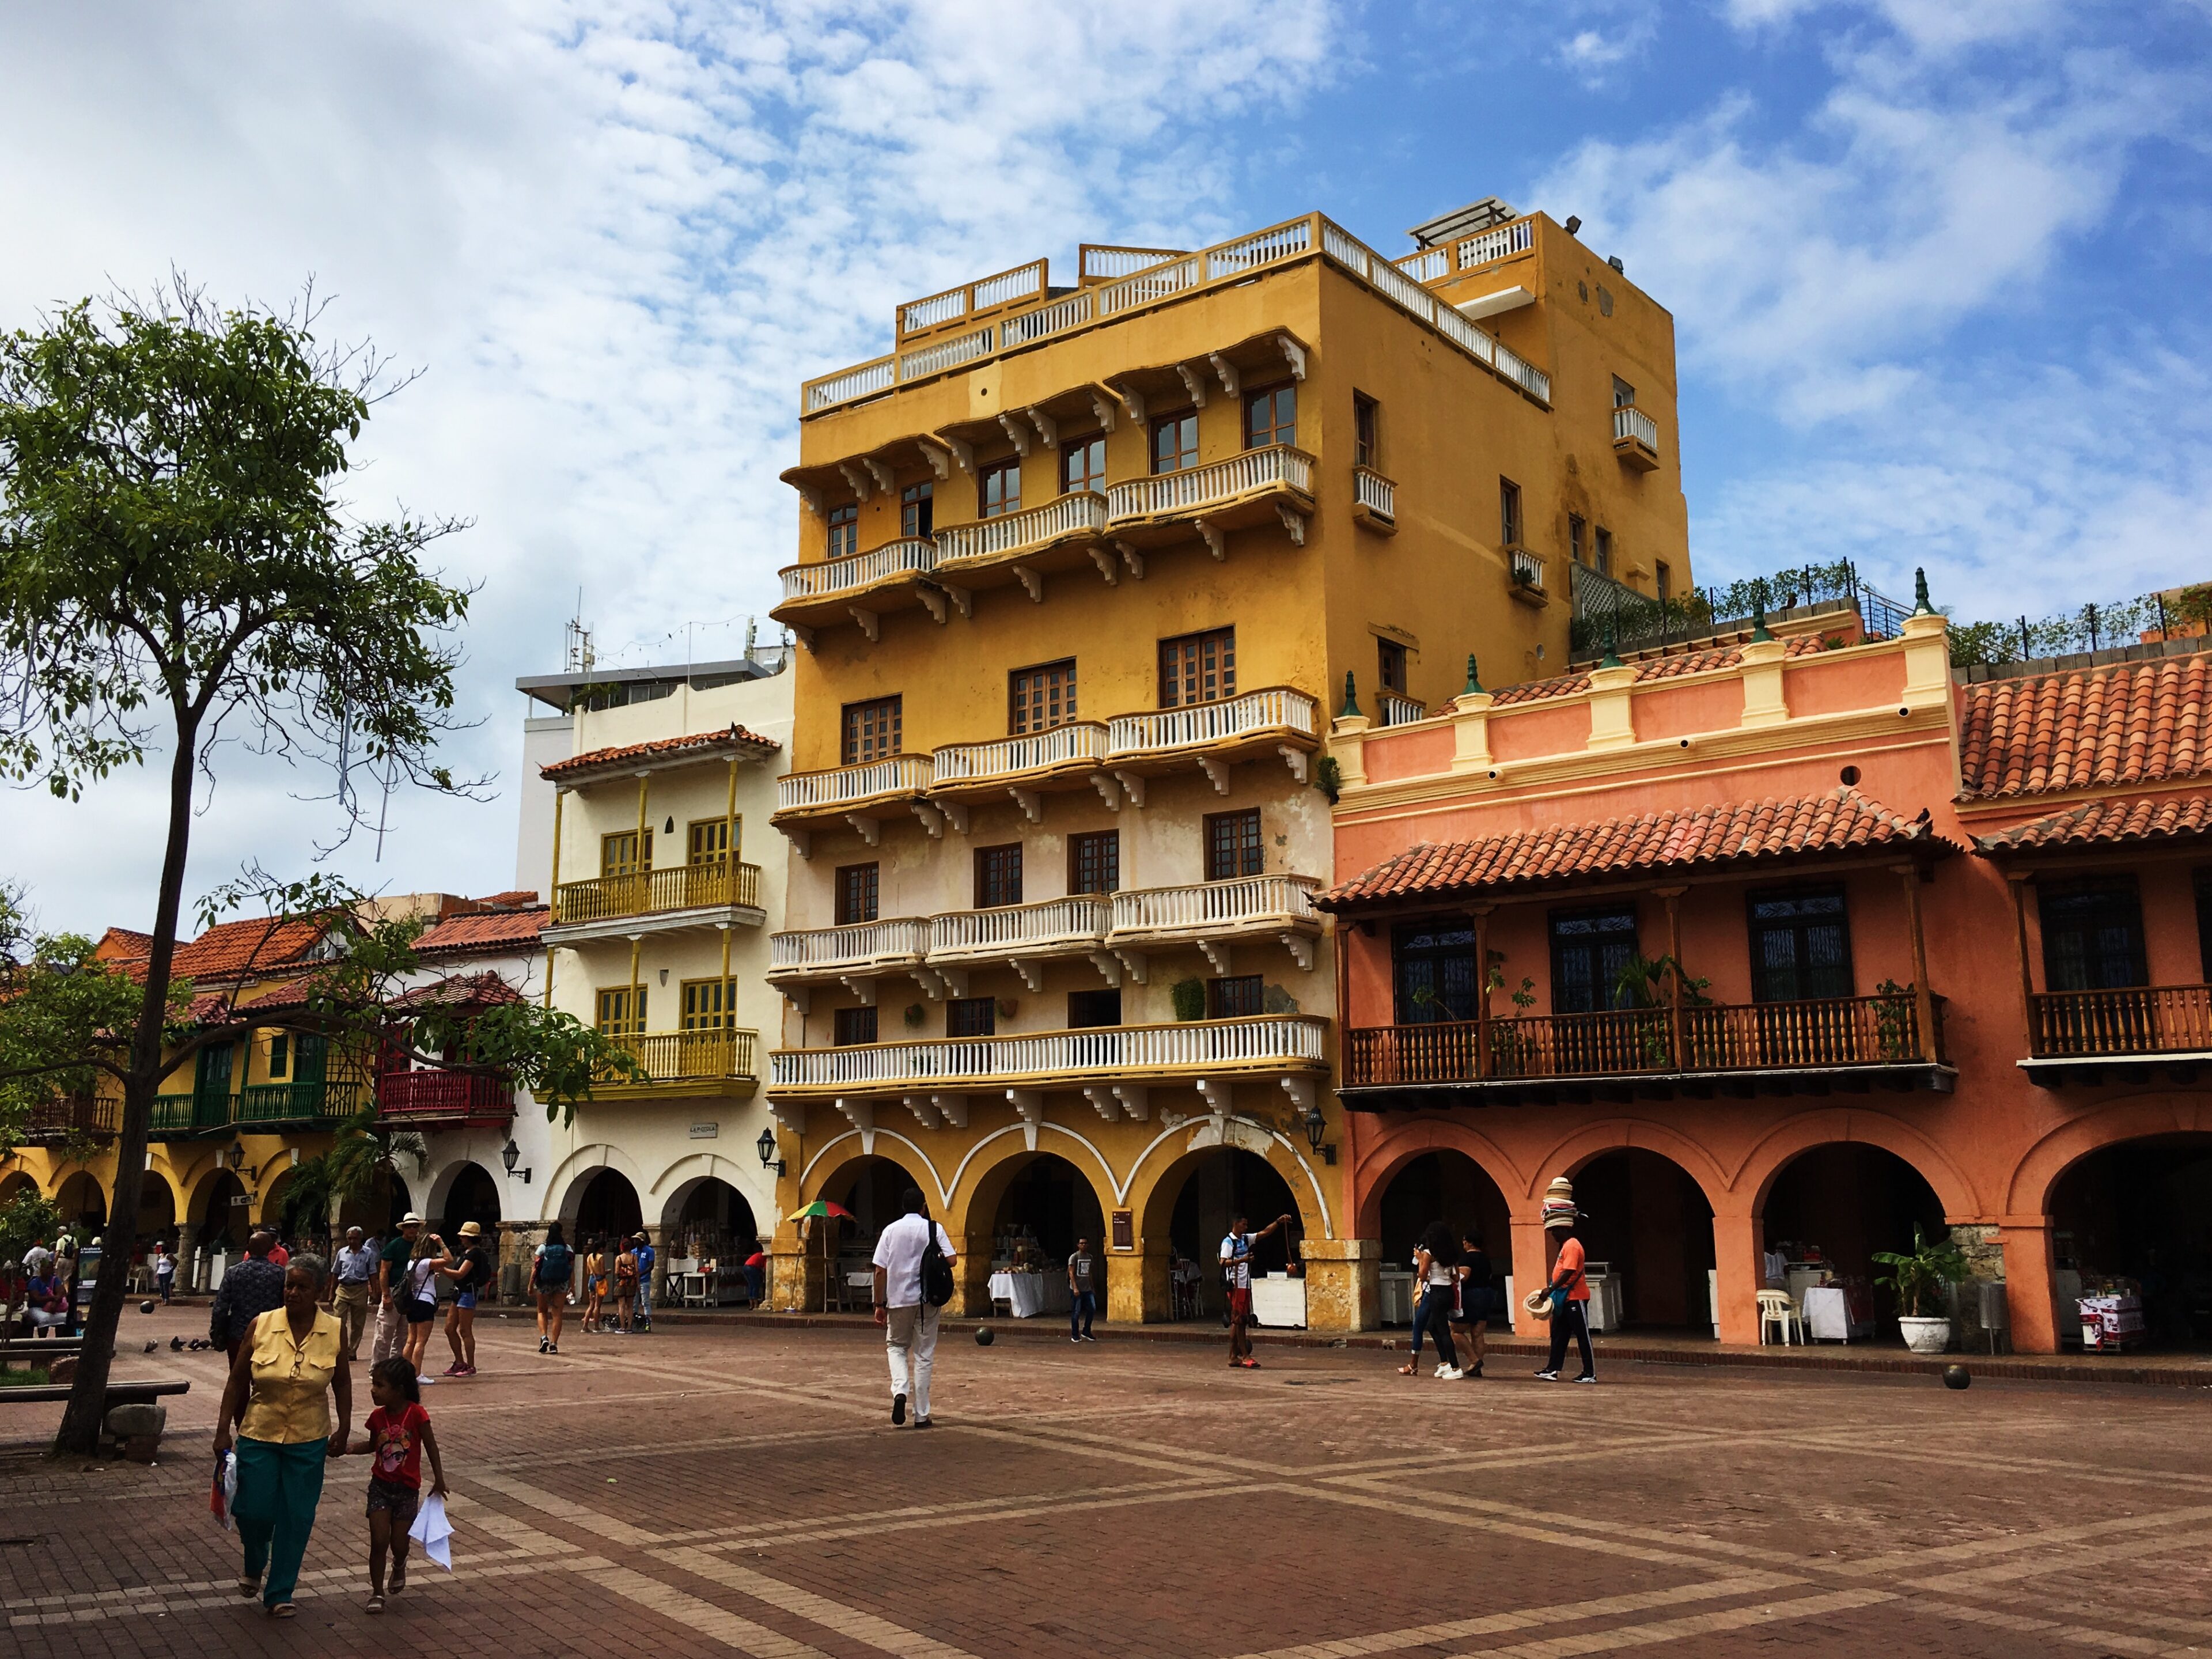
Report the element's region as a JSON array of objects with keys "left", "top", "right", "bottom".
[{"left": 349, "top": 1357, "right": 448, "bottom": 1613}]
